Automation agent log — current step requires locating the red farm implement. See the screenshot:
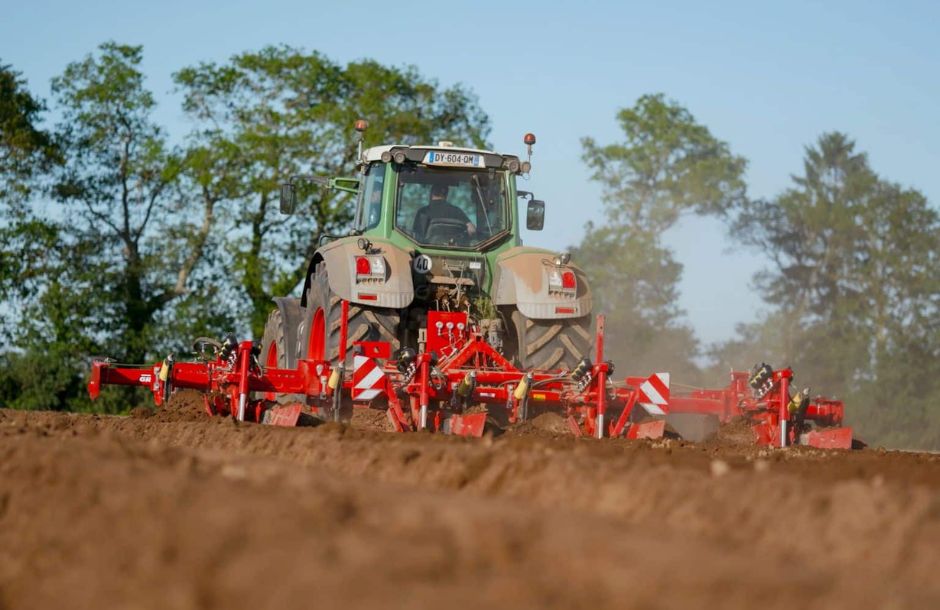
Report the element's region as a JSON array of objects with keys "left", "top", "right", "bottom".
[
  {"left": 85, "top": 127, "right": 855, "bottom": 450},
  {"left": 88, "top": 307, "right": 855, "bottom": 448},
  {"left": 668, "top": 364, "right": 855, "bottom": 449},
  {"left": 88, "top": 313, "right": 670, "bottom": 440}
]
